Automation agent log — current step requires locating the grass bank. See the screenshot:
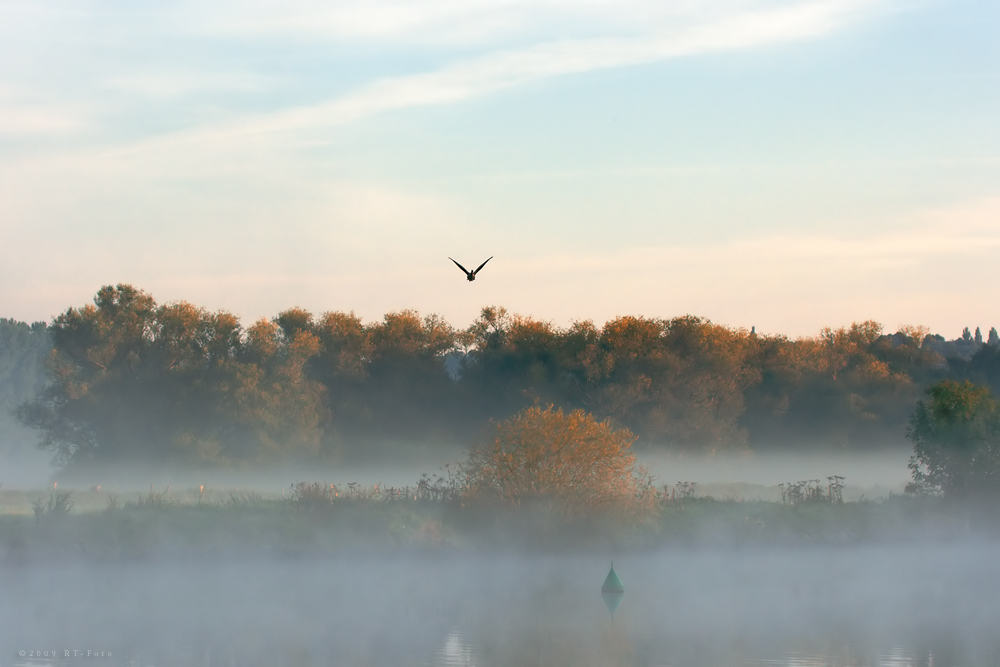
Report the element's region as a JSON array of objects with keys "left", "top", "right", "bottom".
[{"left": 1, "top": 481, "right": 995, "bottom": 562}]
